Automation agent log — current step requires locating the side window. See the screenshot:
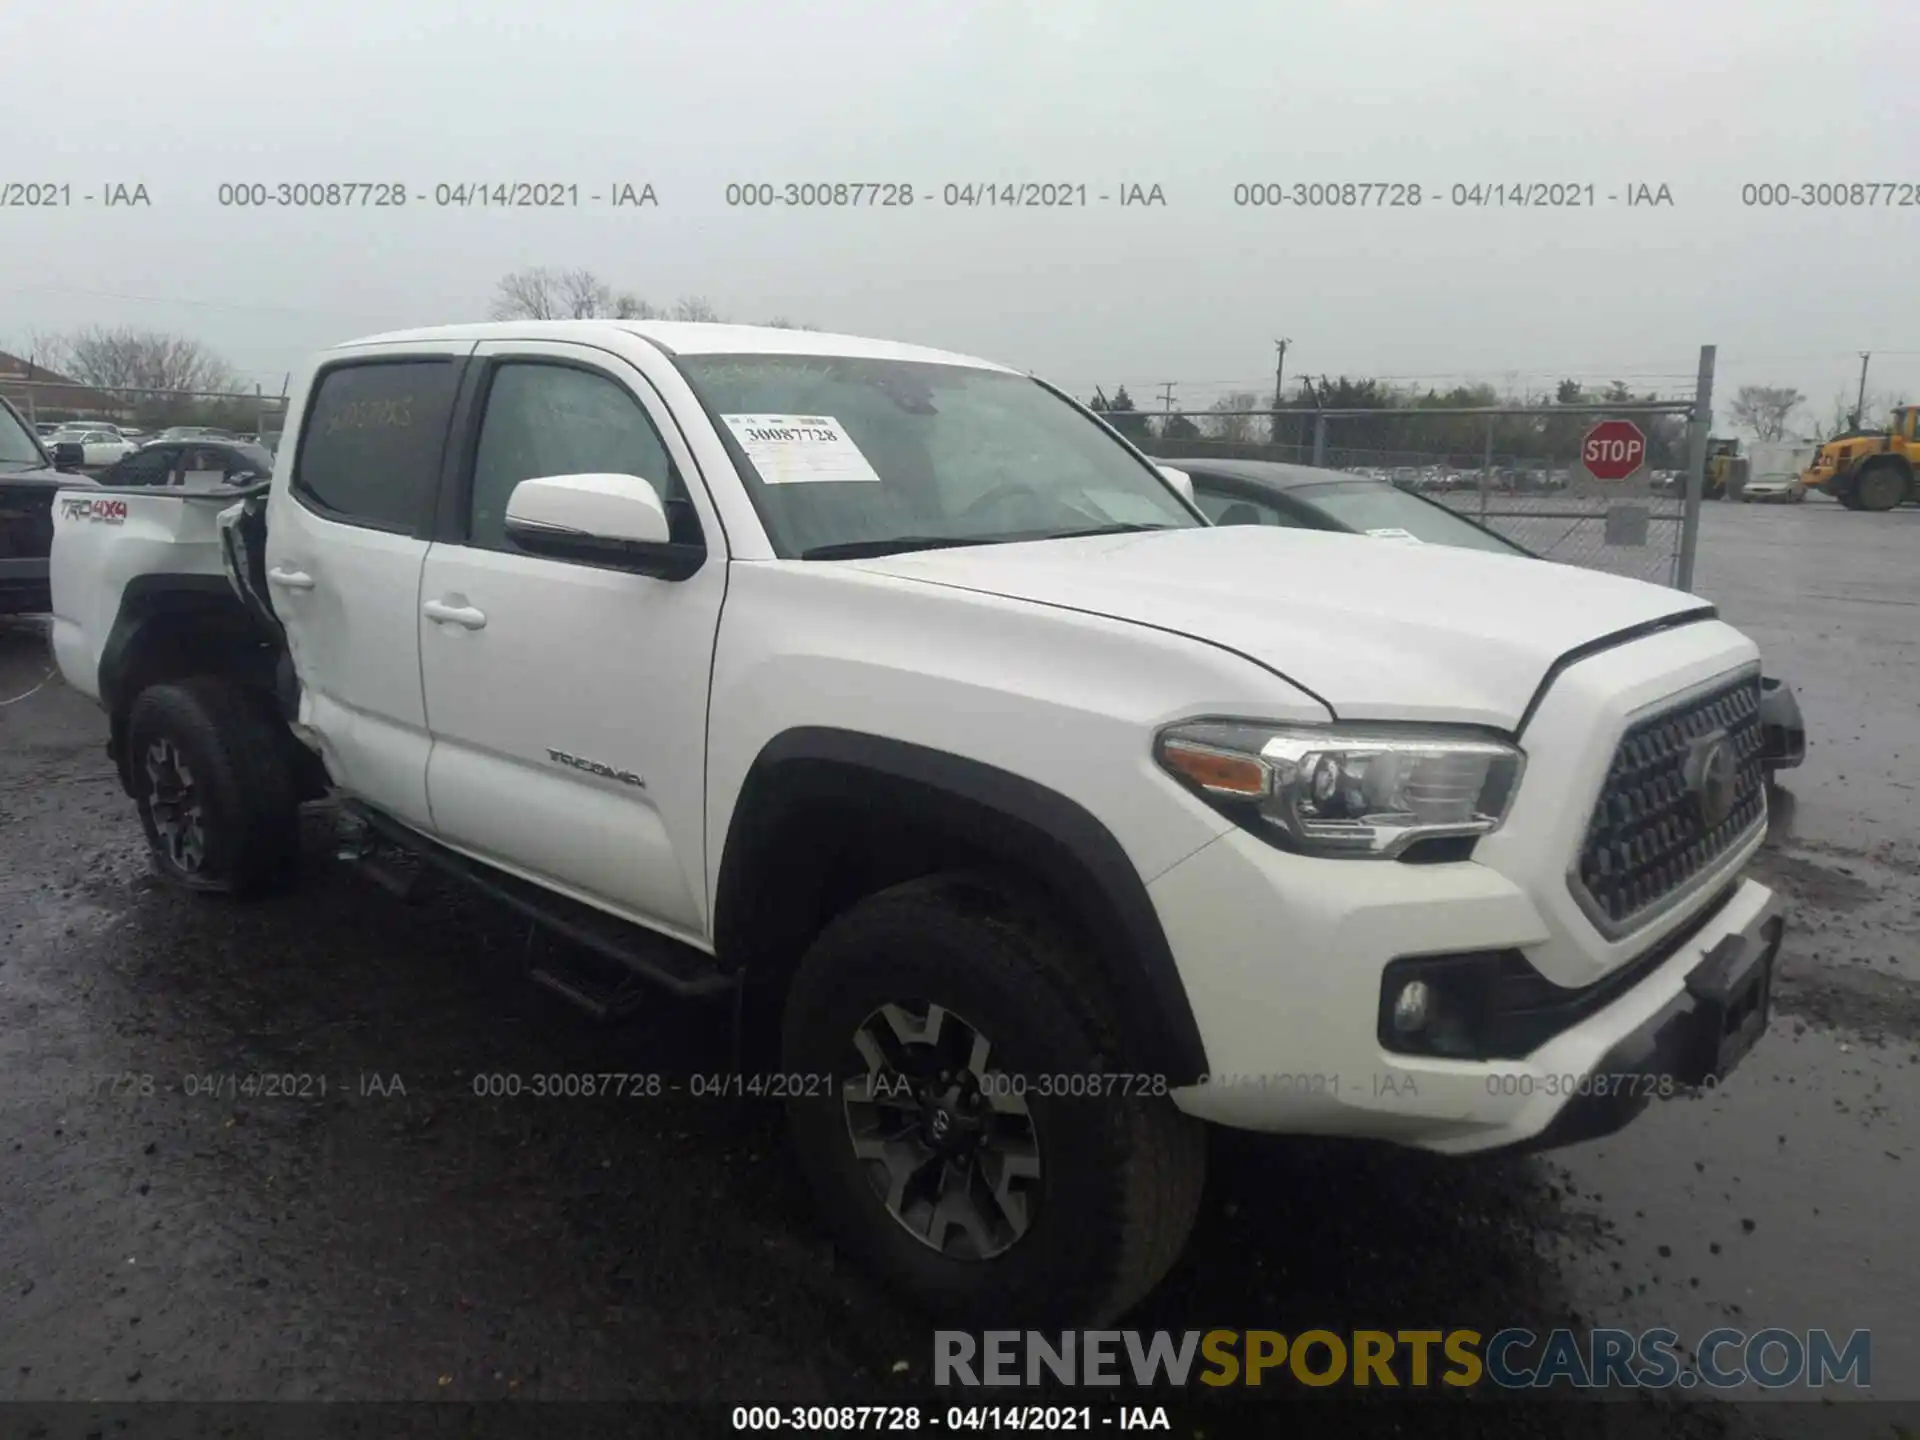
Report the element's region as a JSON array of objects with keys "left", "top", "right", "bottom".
[
  {"left": 466, "top": 361, "right": 698, "bottom": 552},
  {"left": 292, "top": 358, "right": 460, "bottom": 531},
  {"left": 1193, "top": 489, "right": 1236, "bottom": 523},
  {"left": 1193, "top": 488, "right": 1292, "bottom": 527},
  {"left": 224, "top": 447, "right": 273, "bottom": 481},
  {"left": 114, "top": 447, "right": 174, "bottom": 485},
  {"left": 182, "top": 447, "right": 226, "bottom": 485}
]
